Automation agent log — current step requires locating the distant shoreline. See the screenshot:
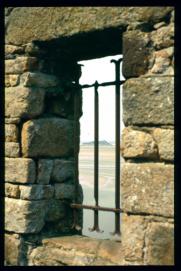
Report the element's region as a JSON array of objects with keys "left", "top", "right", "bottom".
[{"left": 81, "top": 140, "right": 114, "bottom": 146}]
